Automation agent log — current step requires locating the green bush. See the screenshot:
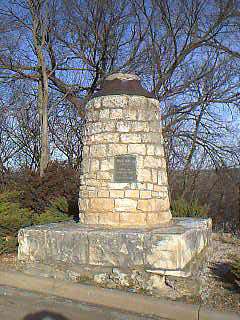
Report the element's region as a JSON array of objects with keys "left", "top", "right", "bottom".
[
  {"left": 0, "top": 192, "right": 70, "bottom": 254},
  {"left": 0, "top": 192, "right": 33, "bottom": 254},
  {"left": 0, "top": 236, "right": 18, "bottom": 255},
  {"left": 171, "top": 198, "right": 208, "bottom": 218},
  {"left": 33, "top": 197, "right": 70, "bottom": 225}
]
